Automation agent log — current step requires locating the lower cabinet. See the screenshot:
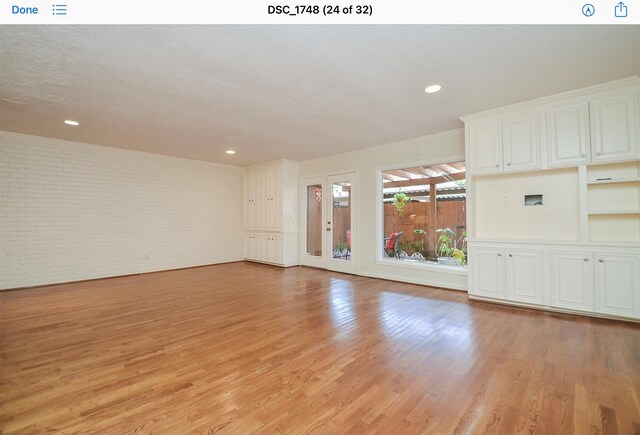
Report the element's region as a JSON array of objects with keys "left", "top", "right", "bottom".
[
  {"left": 470, "top": 247, "right": 505, "bottom": 298},
  {"left": 244, "top": 234, "right": 262, "bottom": 261},
  {"left": 261, "top": 234, "right": 282, "bottom": 264},
  {"left": 549, "top": 250, "right": 594, "bottom": 312},
  {"left": 470, "top": 242, "right": 640, "bottom": 321},
  {"left": 244, "top": 232, "right": 296, "bottom": 266},
  {"left": 505, "top": 249, "right": 544, "bottom": 304},
  {"left": 470, "top": 246, "right": 543, "bottom": 305},
  {"left": 595, "top": 253, "right": 640, "bottom": 317}
]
